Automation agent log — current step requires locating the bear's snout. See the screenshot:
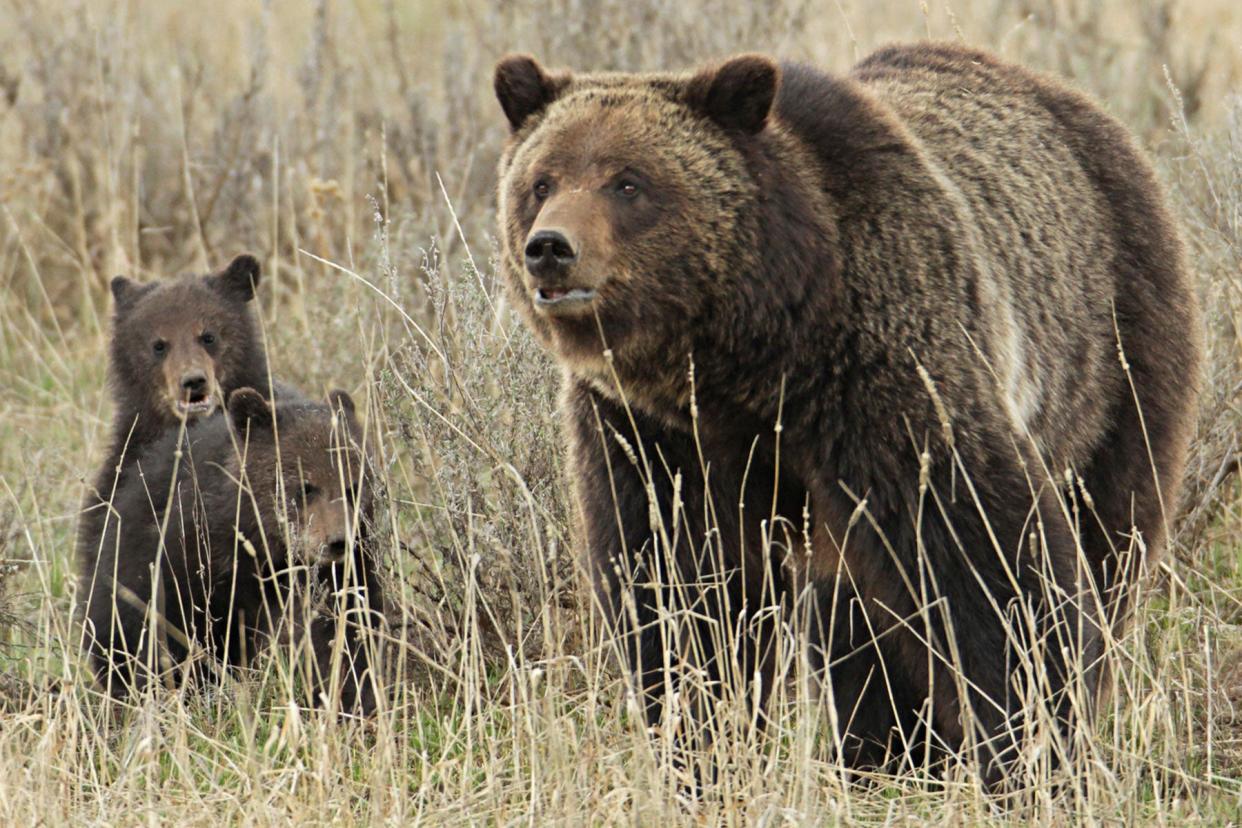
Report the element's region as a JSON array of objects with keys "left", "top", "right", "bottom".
[
  {"left": 521, "top": 188, "right": 614, "bottom": 315},
  {"left": 180, "top": 371, "right": 209, "bottom": 401},
  {"left": 523, "top": 226, "right": 601, "bottom": 314},
  {"left": 524, "top": 229, "right": 577, "bottom": 280},
  {"left": 174, "top": 370, "right": 216, "bottom": 417},
  {"left": 324, "top": 538, "right": 348, "bottom": 563},
  {"left": 162, "top": 344, "right": 220, "bottom": 418}
]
